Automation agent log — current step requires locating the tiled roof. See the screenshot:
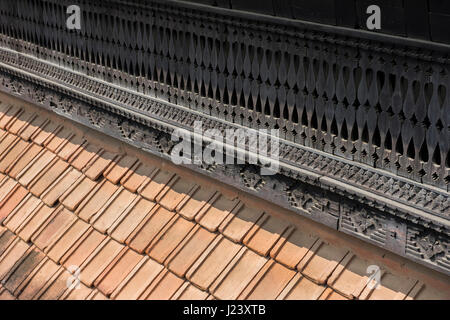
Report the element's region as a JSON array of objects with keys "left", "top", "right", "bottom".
[{"left": 0, "top": 100, "right": 449, "bottom": 300}]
